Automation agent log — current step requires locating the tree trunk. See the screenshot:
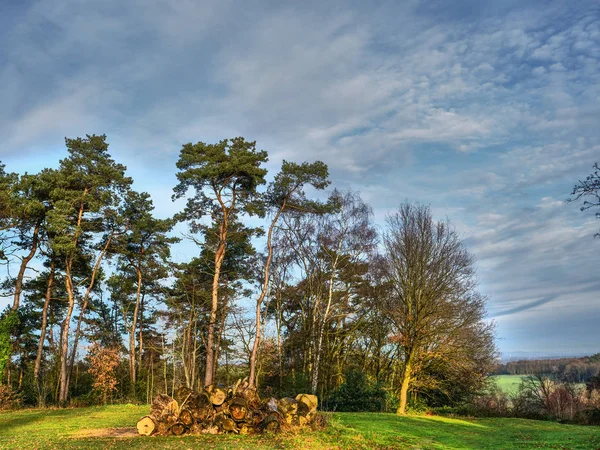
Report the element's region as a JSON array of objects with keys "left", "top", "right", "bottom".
[
  {"left": 162, "top": 334, "right": 168, "bottom": 394},
  {"left": 249, "top": 201, "right": 285, "bottom": 388},
  {"left": 171, "top": 339, "right": 176, "bottom": 397},
  {"left": 397, "top": 349, "right": 414, "bottom": 415},
  {"left": 276, "top": 300, "right": 283, "bottom": 391},
  {"left": 58, "top": 261, "right": 75, "bottom": 405},
  {"left": 138, "top": 294, "right": 144, "bottom": 378},
  {"left": 204, "top": 218, "right": 228, "bottom": 387},
  {"left": 191, "top": 320, "right": 198, "bottom": 389},
  {"left": 212, "top": 278, "right": 229, "bottom": 385},
  {"left": 12, "top": 220, "right": 41, "bottom": 311},
  {"left": 182, "top": 313, "right": 195, "bottom": 389},
  {"left": 130, "top": 264, "right": 143, "bottom": 395},
  {"left": 311, "top": 254, "right": 339, "bottom": 394},
  {"left": 34, "top": 261, "right": 55, "bottom": 402},
  {"left": 58, "top": 191, "right": 86, "bottom": 405}
]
